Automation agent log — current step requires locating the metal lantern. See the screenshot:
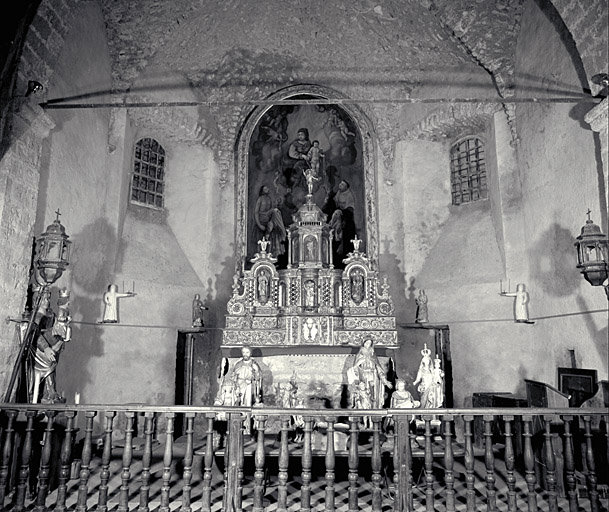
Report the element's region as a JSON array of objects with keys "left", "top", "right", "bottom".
[
  {"left": 574, "top": 211, "right": 608, "bottom": 289},
  {"left": 36, "top": 211, "right": 71, "bottom": 284}
]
